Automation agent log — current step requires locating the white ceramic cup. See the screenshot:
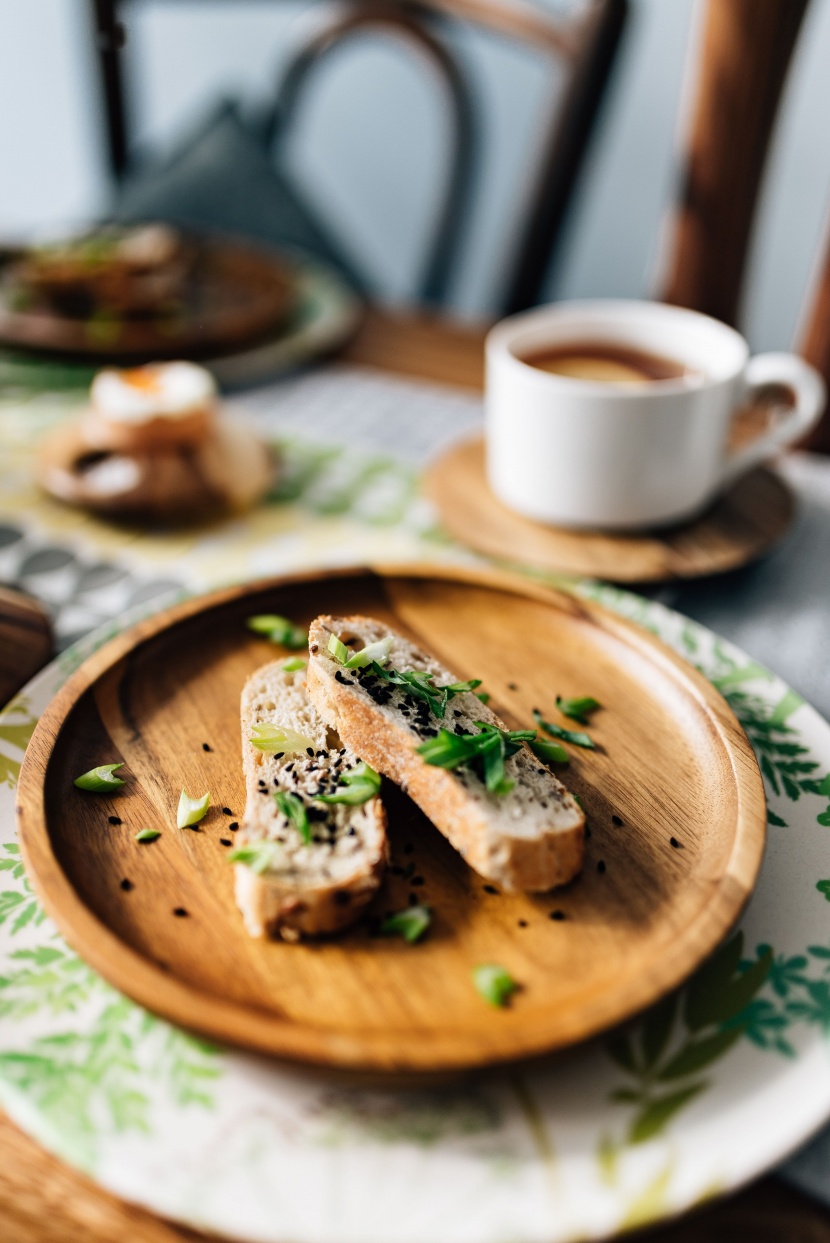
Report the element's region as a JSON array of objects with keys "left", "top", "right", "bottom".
[{"left": 485, "top": 300, "right": 826, "bottom": 530}]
